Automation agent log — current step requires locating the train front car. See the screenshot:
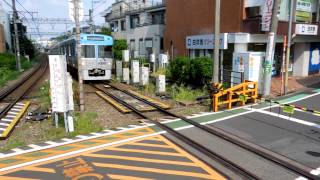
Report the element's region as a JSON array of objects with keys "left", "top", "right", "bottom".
[{"left": 80, "top": 34, "right": 113, "bottom": 81}]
